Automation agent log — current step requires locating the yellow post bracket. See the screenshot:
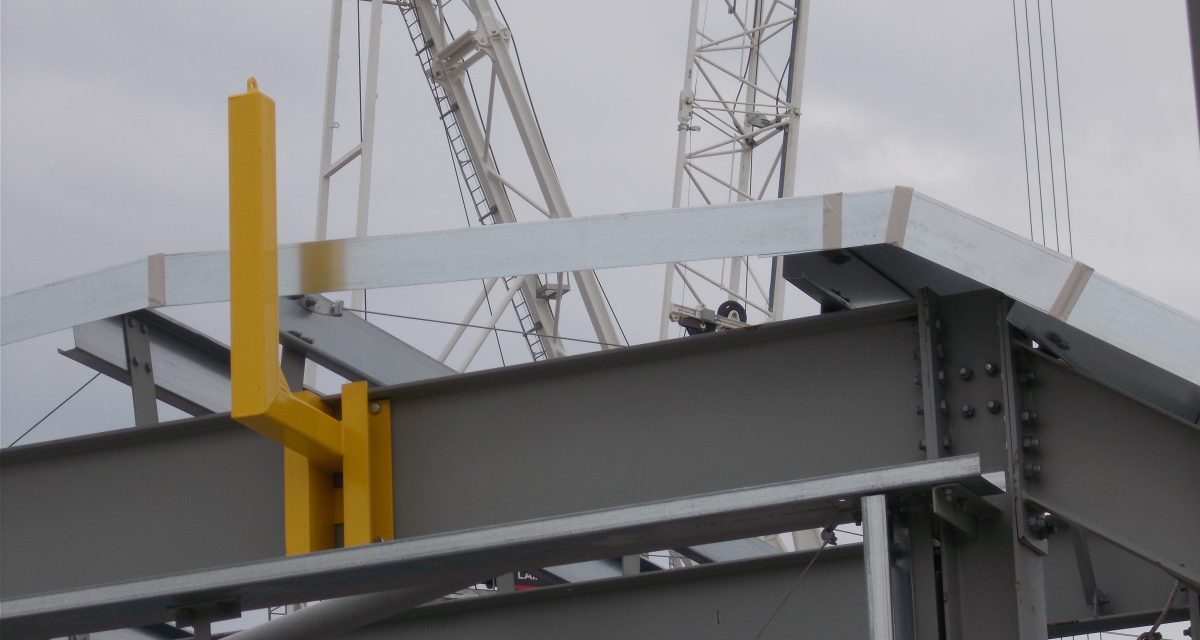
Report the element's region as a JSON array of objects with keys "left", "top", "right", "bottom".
[{"left": 229, "top": 78, "right": 392, "bottom": 555}]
